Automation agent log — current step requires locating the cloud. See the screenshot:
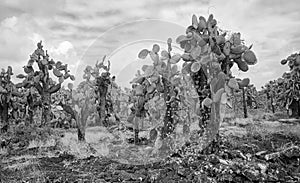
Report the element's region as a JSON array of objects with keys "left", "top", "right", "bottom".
[
  {"left": 0, "top": 15, "right": 39, "bottom": 62},
  {"left": 0, "top": 0, "right": 300, "bottom": 89},
  {"left": 1, "top": 16, "right": 17, "bottom": 28},
  {"left": 50, "top": 41, "right": 74, "bottom": 55}
]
